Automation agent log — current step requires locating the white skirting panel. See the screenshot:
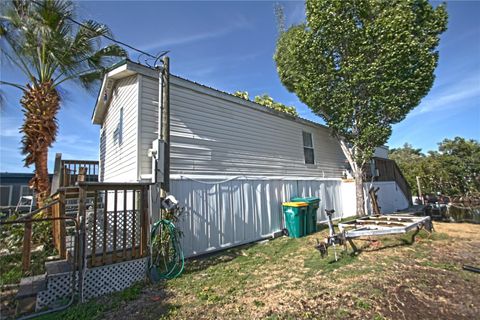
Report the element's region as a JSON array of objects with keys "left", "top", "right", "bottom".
[
  {"left": 367, "top": 181, "right": 409, "bottom": 213},
  {"left": 340, "top": 180, "right": 411, "bottom": 217},
  {"left": 170, "top": 178, "right": 346, "bottom": 258}
]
